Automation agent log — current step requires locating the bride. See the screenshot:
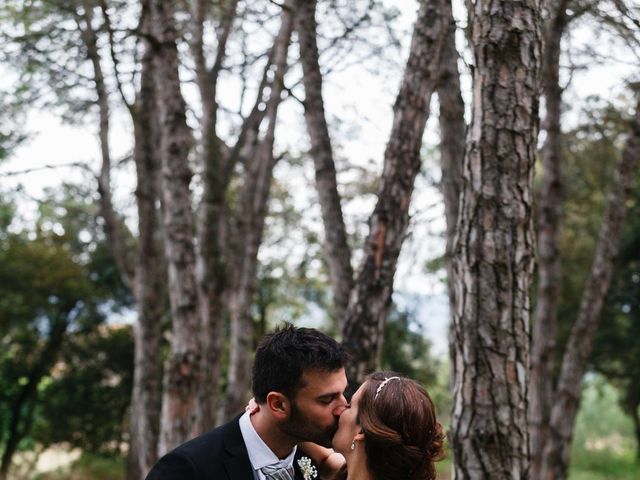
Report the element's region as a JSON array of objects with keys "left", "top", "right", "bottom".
[{"left": 303, "top": 371, "right": 445, "bottom": 480}]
